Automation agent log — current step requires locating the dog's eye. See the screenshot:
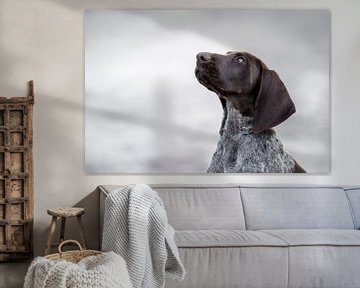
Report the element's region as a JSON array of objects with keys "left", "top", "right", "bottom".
[{"left": 236, "top": 57, "right": 245, "bottom": 63}]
